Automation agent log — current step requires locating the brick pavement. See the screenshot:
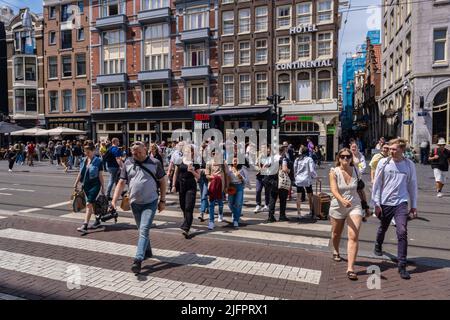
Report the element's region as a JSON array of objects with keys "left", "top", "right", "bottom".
[{"left": 0, "top": 214, "right": 449, "bottom": 300}]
